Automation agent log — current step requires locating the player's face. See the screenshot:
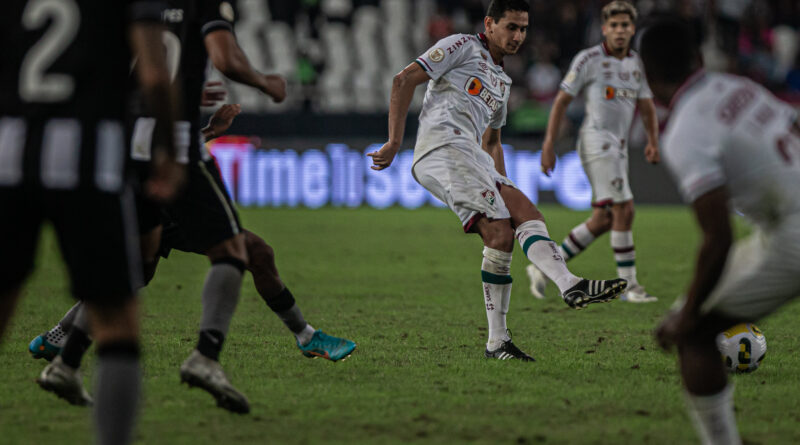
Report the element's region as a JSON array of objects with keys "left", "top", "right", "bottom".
[
  {"left": 486, "top": 11, "right": 529, "bottom": 56},
  {"left": 602, "top": 14, "right": 635, "bottom": 53}
]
